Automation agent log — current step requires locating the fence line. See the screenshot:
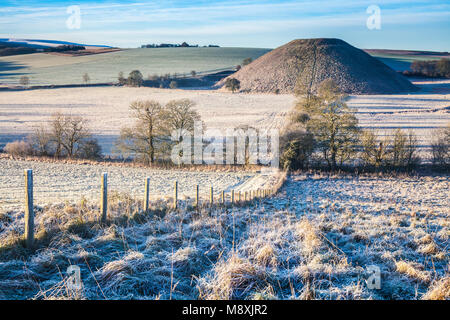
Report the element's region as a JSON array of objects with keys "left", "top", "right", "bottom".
[{"left": 21, "top": 169, "right": 286, "bottom": 235}]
